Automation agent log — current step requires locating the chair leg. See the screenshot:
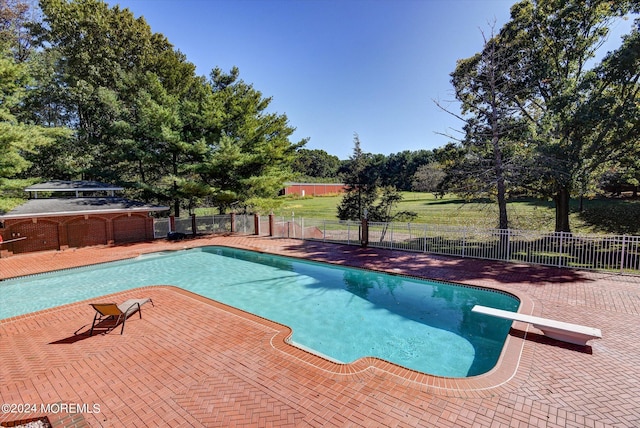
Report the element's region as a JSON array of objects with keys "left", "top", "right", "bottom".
[{"left": 89, "top": 313, "right": 99, "bottom": 336}]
